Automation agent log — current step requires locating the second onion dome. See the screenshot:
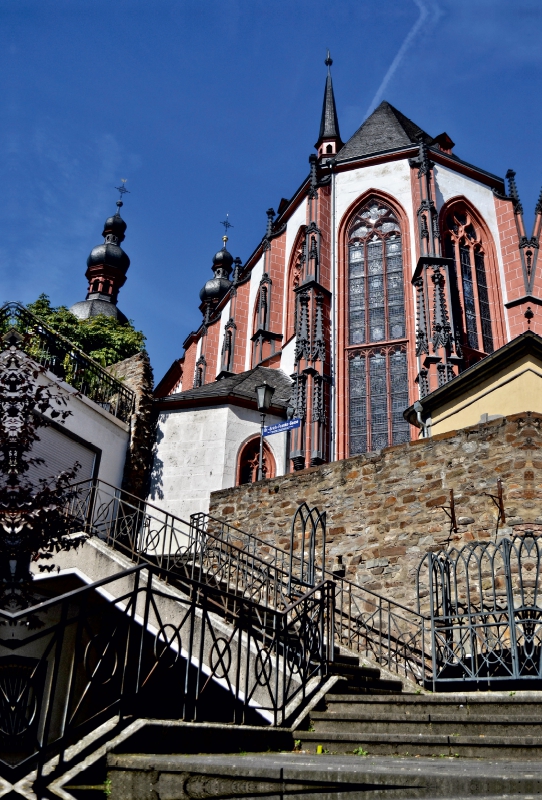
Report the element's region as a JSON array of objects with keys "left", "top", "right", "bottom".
[{"left": 199, "top": 235, "right": 234, "bottom": 305}]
